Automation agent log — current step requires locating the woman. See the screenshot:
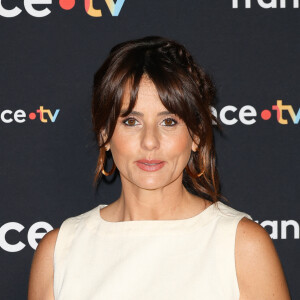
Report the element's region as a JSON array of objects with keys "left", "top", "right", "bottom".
[{"left": 28, "top": 36, "right": 291, "bottom": 299}]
